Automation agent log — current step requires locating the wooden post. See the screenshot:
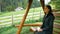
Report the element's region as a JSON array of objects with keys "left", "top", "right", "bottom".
[
  {"left": 59, "top": 33, "right": 60, "bottom": 34},
  {"left": 40, "top": 0, "right": 45, "bottom": 10},
  {"left": 12, "top": 14, "right": 14, "bottom": 26},
  {"left": 16, "top": 0, "right": 33, "bottom": 34}
]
